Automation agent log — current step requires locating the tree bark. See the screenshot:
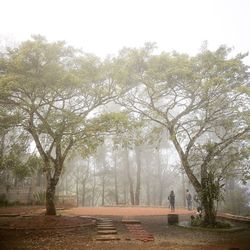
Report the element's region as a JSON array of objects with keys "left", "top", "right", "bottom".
[
  {"left": 81, "top": 179, "right": 86, "bottom": 206},
  {"left": 91, "top": 161, "right": 96, "bottom": 206},
  {"left": 145, "top": 153, "right": 151, "bottom": 205},
  {"left": 114, "top": 152, "right": 119, "bottom": 205},
  {"left": 101, "top": 175, "right": 105, "bottom": 206},
  {"left": 44, "top": 161, "right": 63, "bottom": 215},
  {"left": 124, "top": 149, "right": 134, "bottom": 205},
  {"left": 135, "top": 147, "right": 141, "bottom": 205},
  {"left": 200, "top": 165, "right": 216, "bottom": 225},
  {"left": 76, "top": 175, "right": 79, "bottom": 207},
  {"left": 156, "top": 148, "right": 163, "bottom": 205},
  {"left": 182, "top": 171, "right": 186, "bottom": 208},
  {"left": 45, "top": 177, "right": 56, "bottom": 215}
]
